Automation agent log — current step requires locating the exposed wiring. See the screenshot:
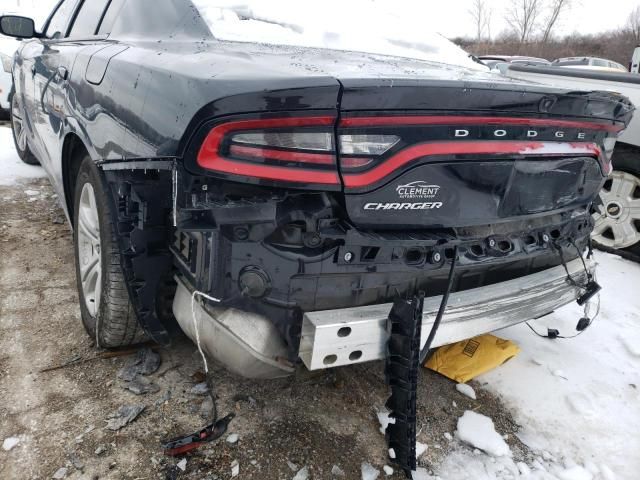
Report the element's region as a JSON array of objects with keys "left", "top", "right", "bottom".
[
  {"left": 551, "top": 240, "right": 583, "bottom": 288},
  {"left": 190, "top": 290, "right": 221, "bottom": 373},
  {"left": 419, "top": 246, "right": 458, "bottom": 364},
  {"left": 525, "top": 292, "right": 600, "bottom": 339},
  {"left": 569, "top": 238, "right": 592, "bottom": 281},
  {"left": 526, "top": 241, "right": 600, "bottom": 339}
]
